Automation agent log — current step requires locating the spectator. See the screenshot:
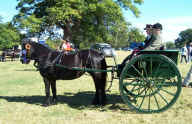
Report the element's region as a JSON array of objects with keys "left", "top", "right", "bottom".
[
  {"left": 188, "top": 43, "right": 192, "bottom": 62},
  {"left": 1, "top": 52, "right": 6, "bottom": 62},
  {"left": 180, "top": 43, "right": 188, "bottom": 63}
]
